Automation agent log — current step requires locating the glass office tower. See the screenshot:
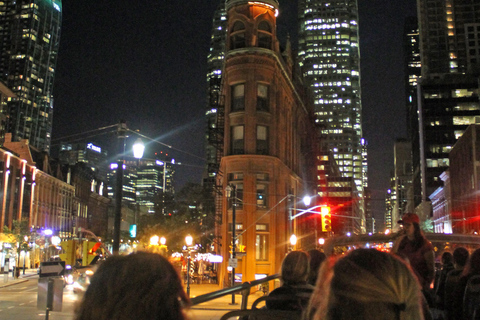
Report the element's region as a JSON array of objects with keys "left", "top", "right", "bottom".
[
  {"left": 204, "top": 2, "right": 227, "bottom": 191},
  {"left": 0, "top": 0, "right": 62, "bottom": 152},
  {"left": 298, "top": 0, "right": 365, "bottom": 194}
]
